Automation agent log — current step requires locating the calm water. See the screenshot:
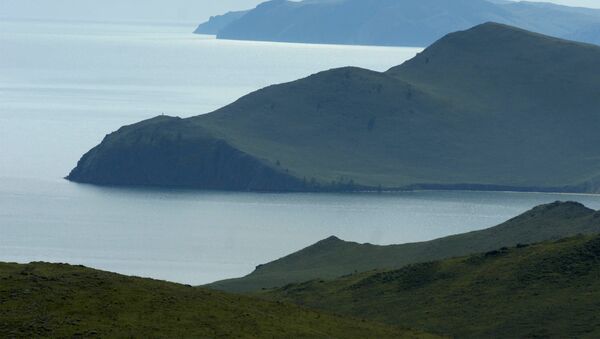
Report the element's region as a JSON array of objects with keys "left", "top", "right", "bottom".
[{"left": 1, "top": 19, "right": 600, "bottom": 285}]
